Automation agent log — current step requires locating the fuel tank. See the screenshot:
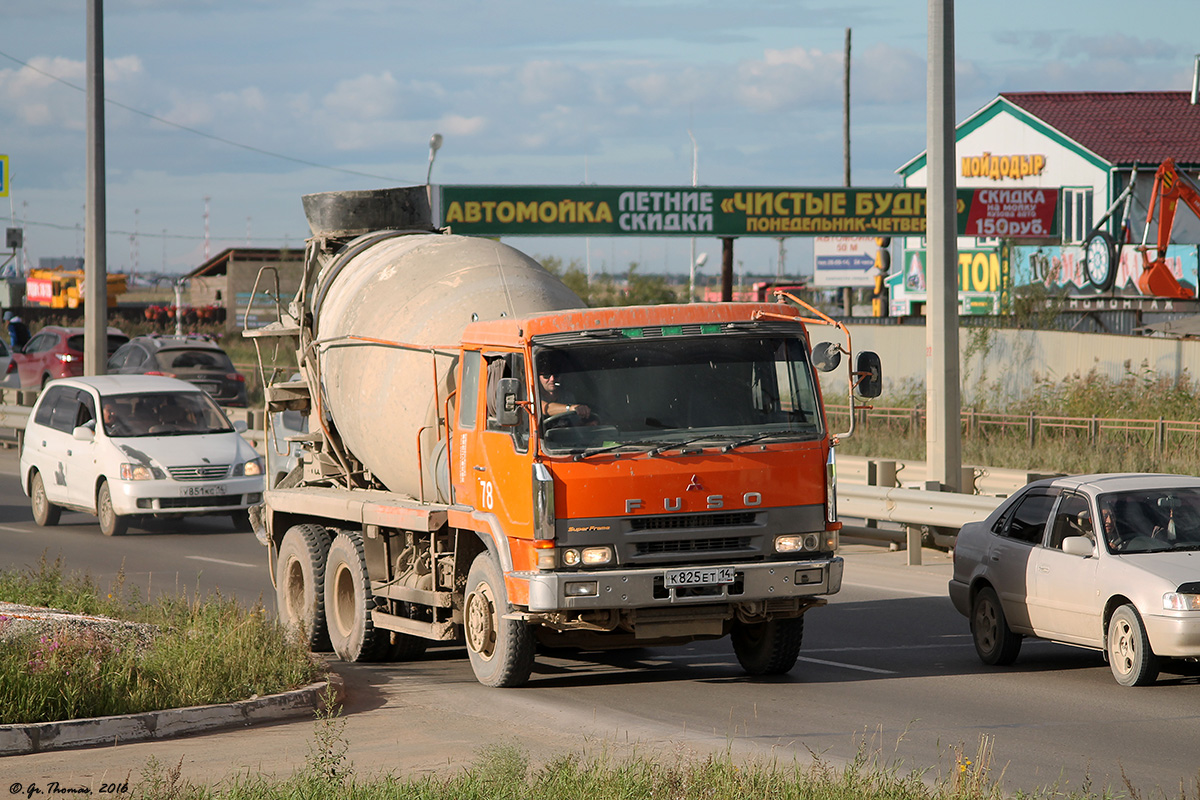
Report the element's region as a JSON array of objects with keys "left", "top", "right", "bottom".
[{"left": 302, "top": 187, "right": 584, "bottom": 499}]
